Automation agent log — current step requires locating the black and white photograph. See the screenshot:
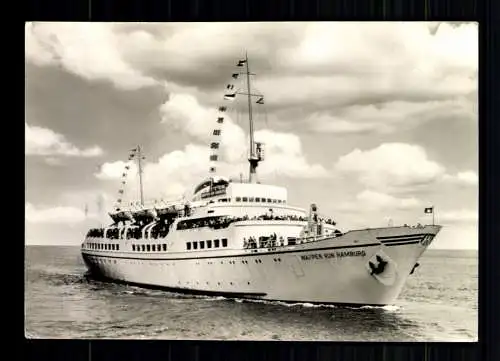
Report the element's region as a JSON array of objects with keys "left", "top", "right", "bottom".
[{"left": 25, "top": 22, "right": 478, "bottom": 341}]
